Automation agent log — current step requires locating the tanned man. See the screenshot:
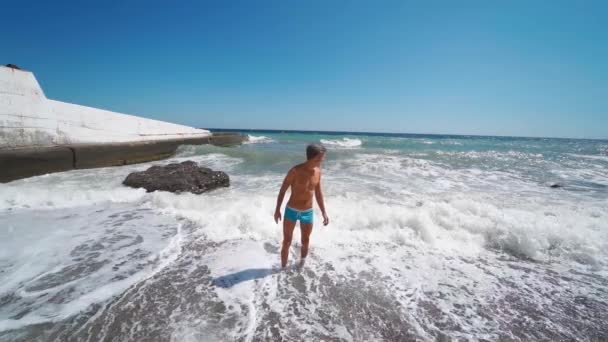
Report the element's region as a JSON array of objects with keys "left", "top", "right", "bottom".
[{"left": 274, "top": 144, "right": 329, "bottom": 269}]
